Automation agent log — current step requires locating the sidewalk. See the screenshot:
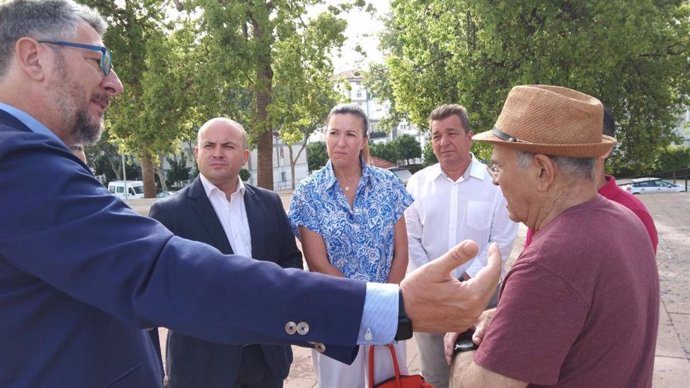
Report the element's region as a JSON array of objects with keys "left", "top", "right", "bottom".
[
  {"left": 132, "top": 191, "right": 690, "bottom": 387},
  {"left": 642, "top": 193, "right": 690, "bottom": 387}
]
